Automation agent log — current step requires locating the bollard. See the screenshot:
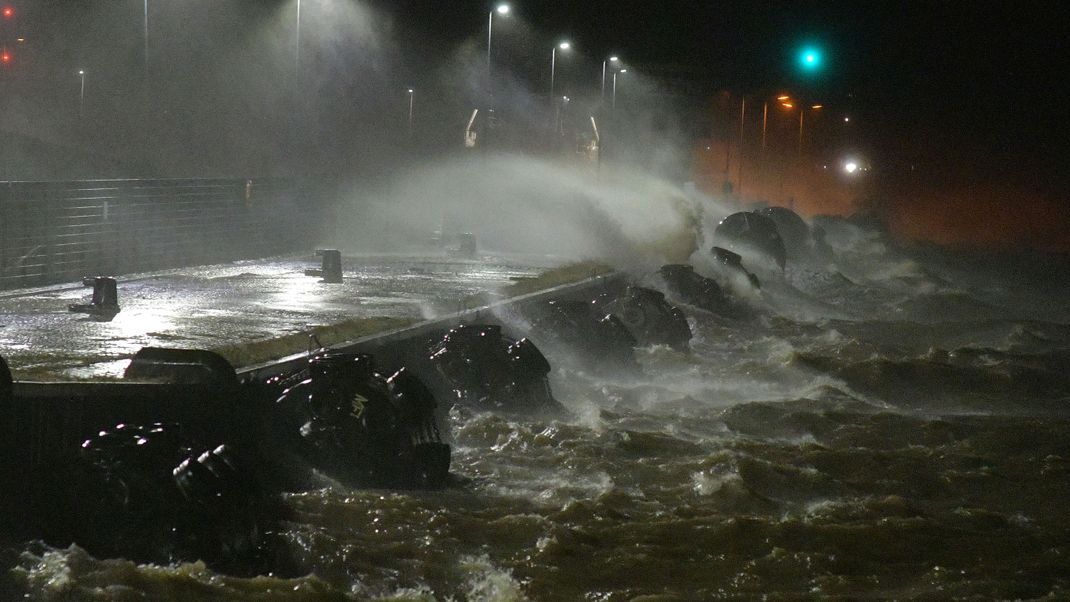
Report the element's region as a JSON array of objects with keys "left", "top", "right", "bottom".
[
  {"left": 68, "top": 276, "right": 121, "bottom": 317},
  {"left": 304, "top": 249, "right": 343, "bottom": 283}
]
